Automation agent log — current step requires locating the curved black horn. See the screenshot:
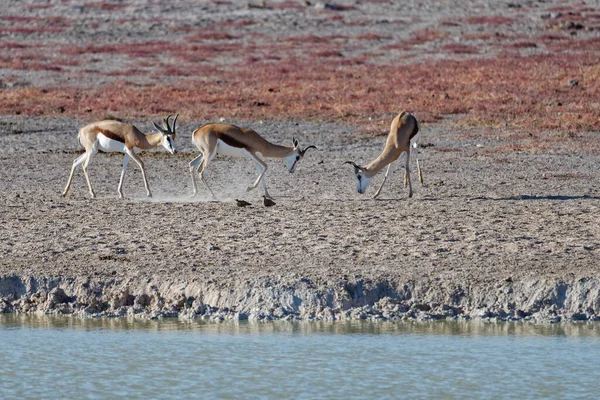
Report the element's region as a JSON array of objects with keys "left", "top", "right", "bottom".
[
  {"left": 163, "top": 114, "right": 172, "bottom": 132},
  {"left": 152, "top": 120, "right": 165, "bottom": 133},
  {"left": 300, "top": 145, "right": 317, "bottom": 156},
  {"left": 171, "top": 113, "right": 179, "bottom": 133}
]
